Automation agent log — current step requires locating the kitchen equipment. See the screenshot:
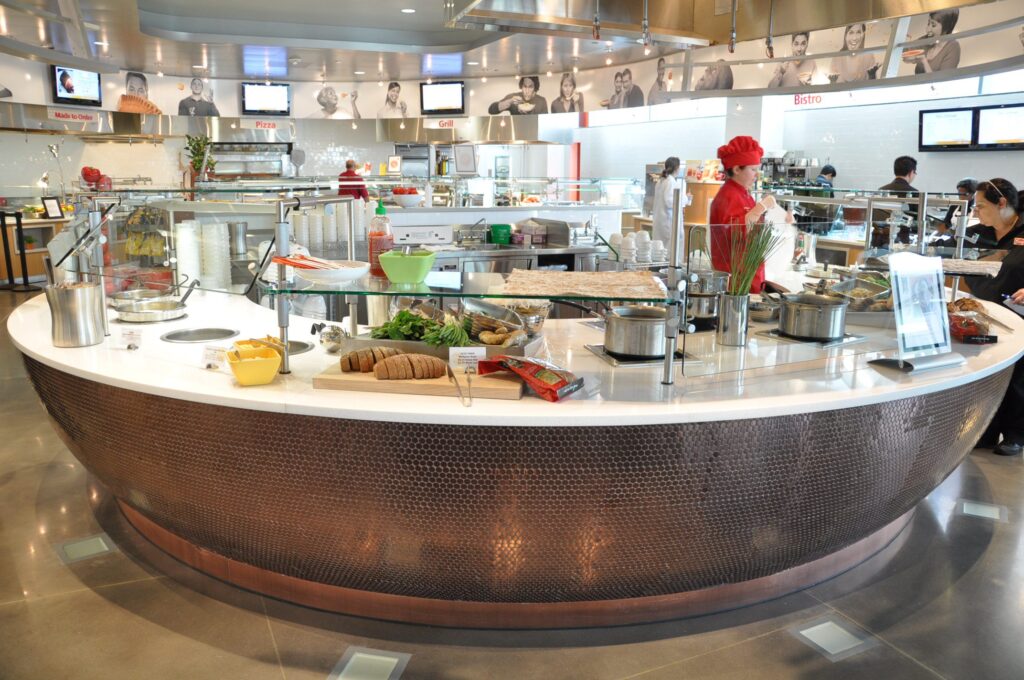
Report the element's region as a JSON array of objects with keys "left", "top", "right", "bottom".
[
  {"left": 604, "top": 305, "right": 668, "bottom": 359},
  {"left": 312, "top": 323, "right": 349, "bottom": 353},
  {"left": 44, "top": 282, "right": 106, "bottom": 348},
  {"left": 392, "top": 224, "right": 453, "bottom": 246},
  {"left": 293, "top": 260, "right": 370, "bottom": 285},
  {"left": 690, "top": 269, "right": 730, "bottom": 294},
  {"left": 777, "top": 292, "right": 849, "bottom": 341},
  {"left": 312, "top": 364, "right": 523, "bottom": 400},
  {"left": 748, "top": 300, "right": 780, "bottom": 322},
  {"left": 392, "top": 194, "right": 423, "bottom": 208},
  {"left": 227, "top": 347, "right": 282, "bottom": 386},
  {"left": 446, "top": 364, "right": 472, "bottom": 407},
  {"left": 377, "top": 250, "right": 436, "bottom": 284},
  {"left": 115, "top": 279, "right": 199, "bottom": 323},
  {"left": 110, "top": 288, "right": 173, "bottom": 306},
  {"left": 490, "top": 224, "right": 512, "bottom": 244},
  {"left": 234, "top": 337, "right": 315, "bottom": 356}
]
